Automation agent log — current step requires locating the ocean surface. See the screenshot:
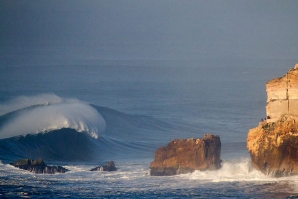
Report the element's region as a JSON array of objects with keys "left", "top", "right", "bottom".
[{"left": 1, "top": 58, "right": 298, "bottom": 198}]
